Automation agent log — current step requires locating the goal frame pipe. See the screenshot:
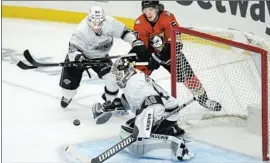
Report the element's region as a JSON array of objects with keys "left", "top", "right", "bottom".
[{"left": 170, "top": 26, "right": 269, "bottom": 161}]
